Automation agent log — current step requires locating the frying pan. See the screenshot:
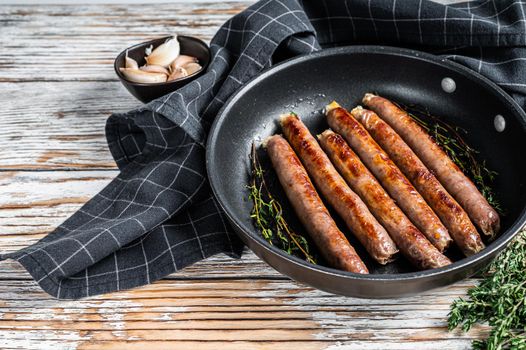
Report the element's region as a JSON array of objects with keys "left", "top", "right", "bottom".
[{"left": 206, "top": 46, "right": 526, "bottom": 298}]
